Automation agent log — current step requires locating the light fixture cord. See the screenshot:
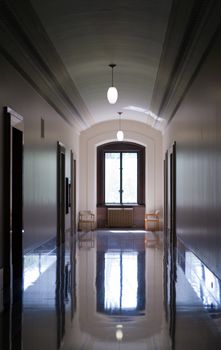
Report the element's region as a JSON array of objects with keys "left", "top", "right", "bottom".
[
  {"left": 118, "top": 112, "right": 123, "bottom": 130},
  {"left": 112, "top": 66, "right": 114, "bottom": 87}
]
